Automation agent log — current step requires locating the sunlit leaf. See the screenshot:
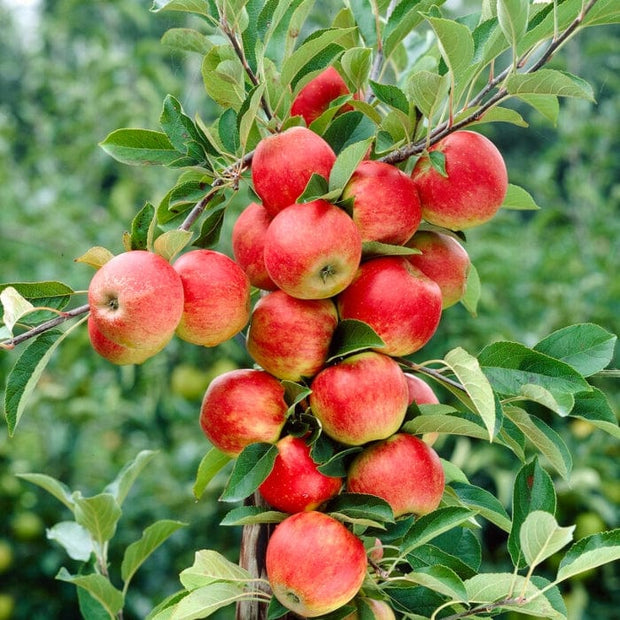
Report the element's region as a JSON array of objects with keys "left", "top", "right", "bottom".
[{"left": 520, "top": 511, "right": 574, "bottom": 568}]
